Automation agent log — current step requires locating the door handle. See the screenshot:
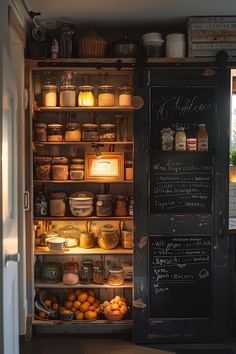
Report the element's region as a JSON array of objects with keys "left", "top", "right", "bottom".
[{"left": 5, "top": 253, "right": 20, "bottom": 267}]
